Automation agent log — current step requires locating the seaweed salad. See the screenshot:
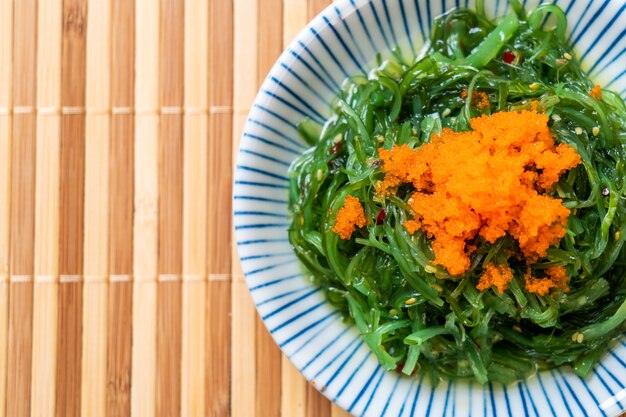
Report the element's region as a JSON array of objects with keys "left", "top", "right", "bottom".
[{"left": 288, "top": 0, "right": 626, "bottom": 384}]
